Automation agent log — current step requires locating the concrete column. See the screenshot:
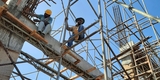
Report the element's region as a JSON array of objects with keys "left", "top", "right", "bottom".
[
  {"left": 120, "top": 41, "right": 135, "bottom": 80},
  {"left": 122, "top": 59, "right": 134, "bottom": 80},
  {"left": 0, "top": 0, "right": 5, "bottom": 5},
  {"left": 0, "top": 47, "right": 21, "bottom": 79},
  {"left": 7, "top": 0, "right": 28, "bottom": 18},
  {"left": 0, "top": 25, "right": 25, "bottom": 80},
  {"left": 0, "top": 0, "right": 27, "bottom": 80}
]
